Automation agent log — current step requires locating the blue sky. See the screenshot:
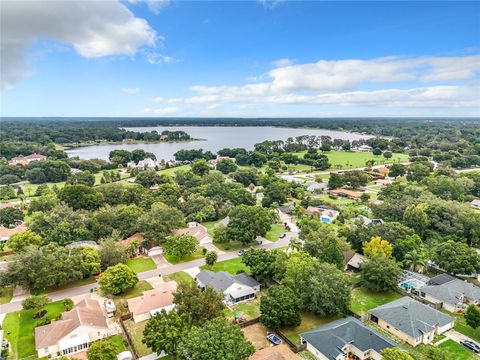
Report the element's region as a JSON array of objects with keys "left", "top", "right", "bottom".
[{"left": 1, "top": 0, "right": 479, "bottom": 117}]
